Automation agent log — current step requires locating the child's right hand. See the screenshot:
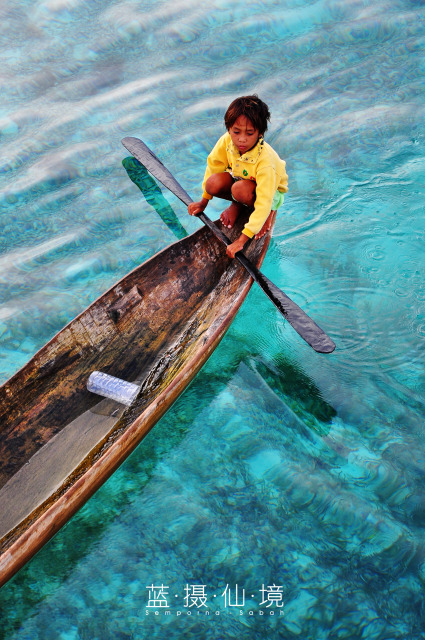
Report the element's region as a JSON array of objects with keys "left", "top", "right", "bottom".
[{"left": 188, "top": 198, "right": 209, "bottom": 216}]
